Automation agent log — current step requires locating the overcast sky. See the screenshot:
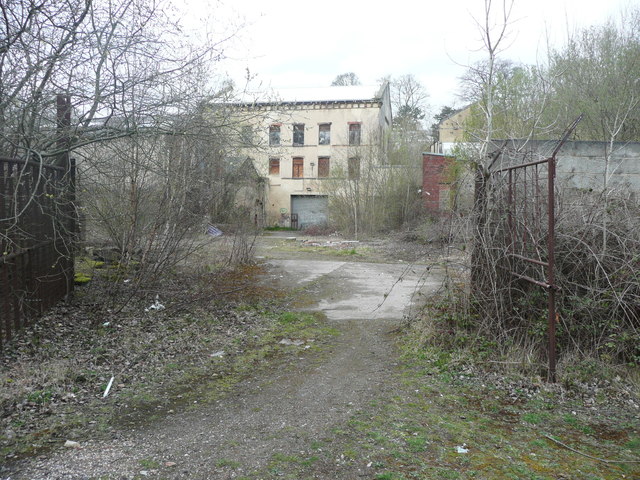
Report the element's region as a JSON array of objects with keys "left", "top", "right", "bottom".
[{"left": 183, "top": 0, "right": 634, "bottom": 116}]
